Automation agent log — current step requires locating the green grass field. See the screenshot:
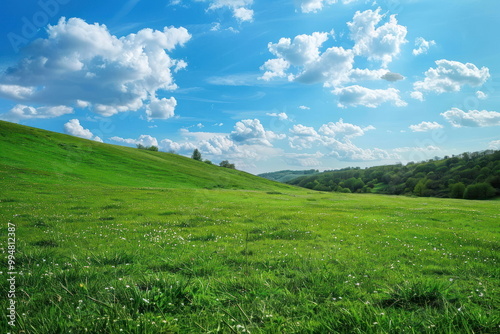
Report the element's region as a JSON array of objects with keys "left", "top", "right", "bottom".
[{"left": 1, "top": 121, "right": 499, "bottom": 333}]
